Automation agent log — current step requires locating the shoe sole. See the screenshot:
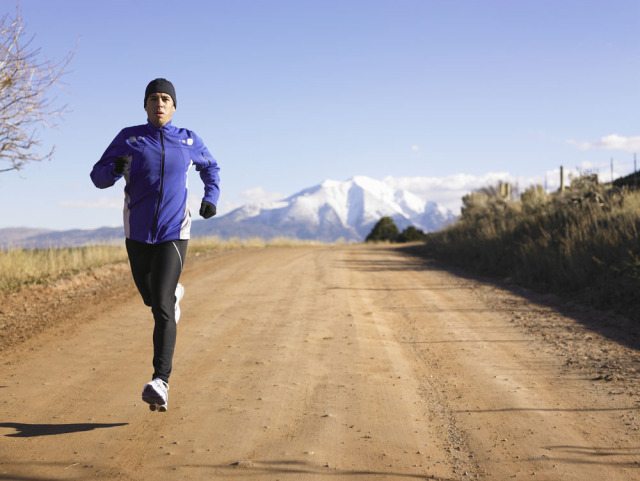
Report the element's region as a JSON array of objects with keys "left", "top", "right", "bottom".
[
  {"left": 142, "top": 386, "right": 166, "bottom": 406},
  {"left": 142, "top": 393, "right": 165, "bottom": 405},
  {"left": 148, "top": 403, "right": 168, "bottom": 412}
]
